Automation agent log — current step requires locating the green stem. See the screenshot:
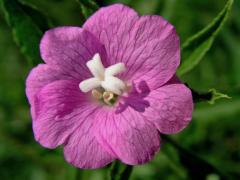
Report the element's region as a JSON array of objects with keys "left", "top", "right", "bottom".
[
  {"left": 119, "top": 165, "right": 133, "bottom": 180},
  {"left": 75, "top": 169, "right": 82, "bottom": 180},
  {"left": 190, "top": 88, "right": 213, "bottom": 103},
  {"left": 109, "top": 161, "right": 133, "bottom": 180}
]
